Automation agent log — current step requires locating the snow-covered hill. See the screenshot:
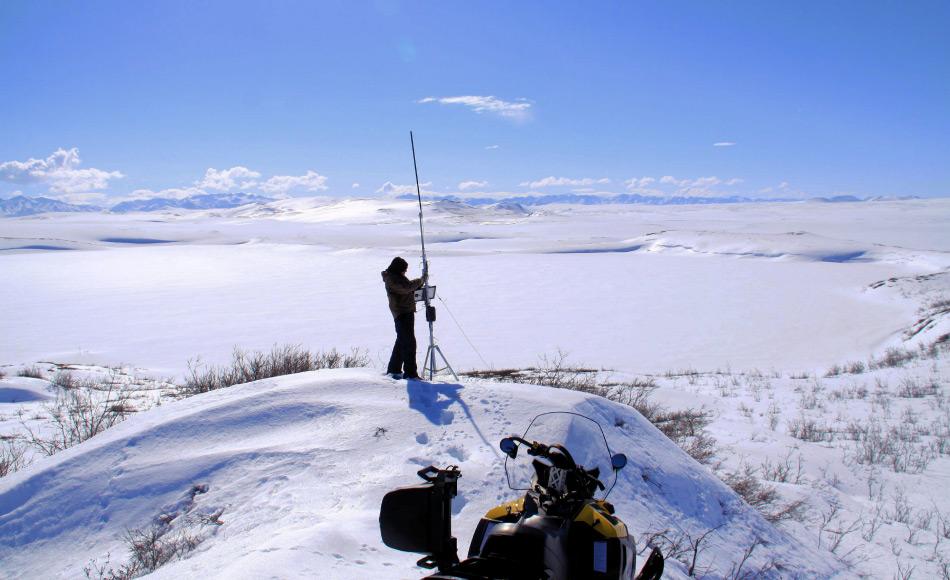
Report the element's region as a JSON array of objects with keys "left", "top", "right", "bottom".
[
  {"left": 0, "top": 195, "right": 100, "bottom": 218},
  {"left": 109, "top": 193, "right": 273, "bottom": 214},
  {"left": 0, "top": 369, "right": 847, "bottom": 579}
]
